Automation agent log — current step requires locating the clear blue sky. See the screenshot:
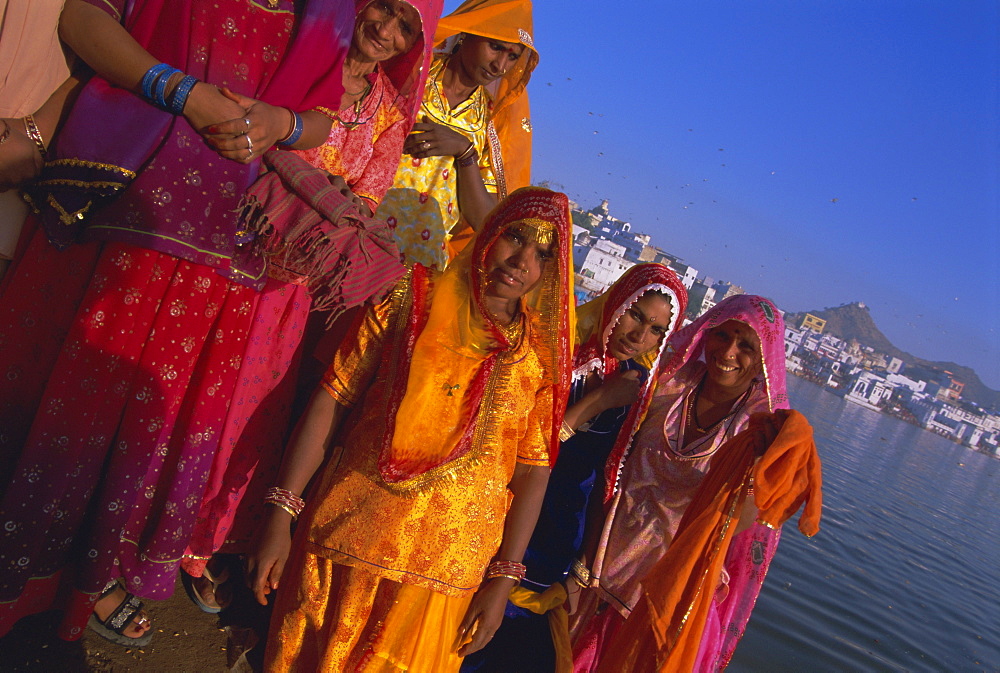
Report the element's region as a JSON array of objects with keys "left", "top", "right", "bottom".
[{"left": 444, "top": 0, "right": 1000, "bottom": 388}]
